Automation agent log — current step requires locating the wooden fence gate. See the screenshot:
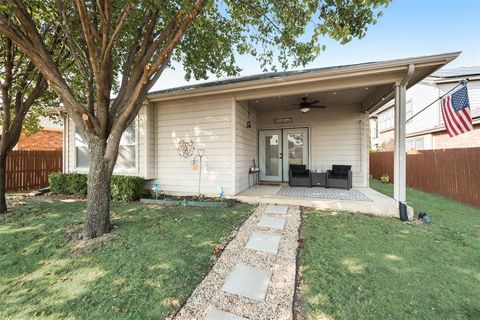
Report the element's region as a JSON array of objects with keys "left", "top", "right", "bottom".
[
  {"left": 370, "top": 148, "right": 480, "bottom": 208},
  {"left": 6, "top": 150, "right": 62, "bottom": 192}
]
